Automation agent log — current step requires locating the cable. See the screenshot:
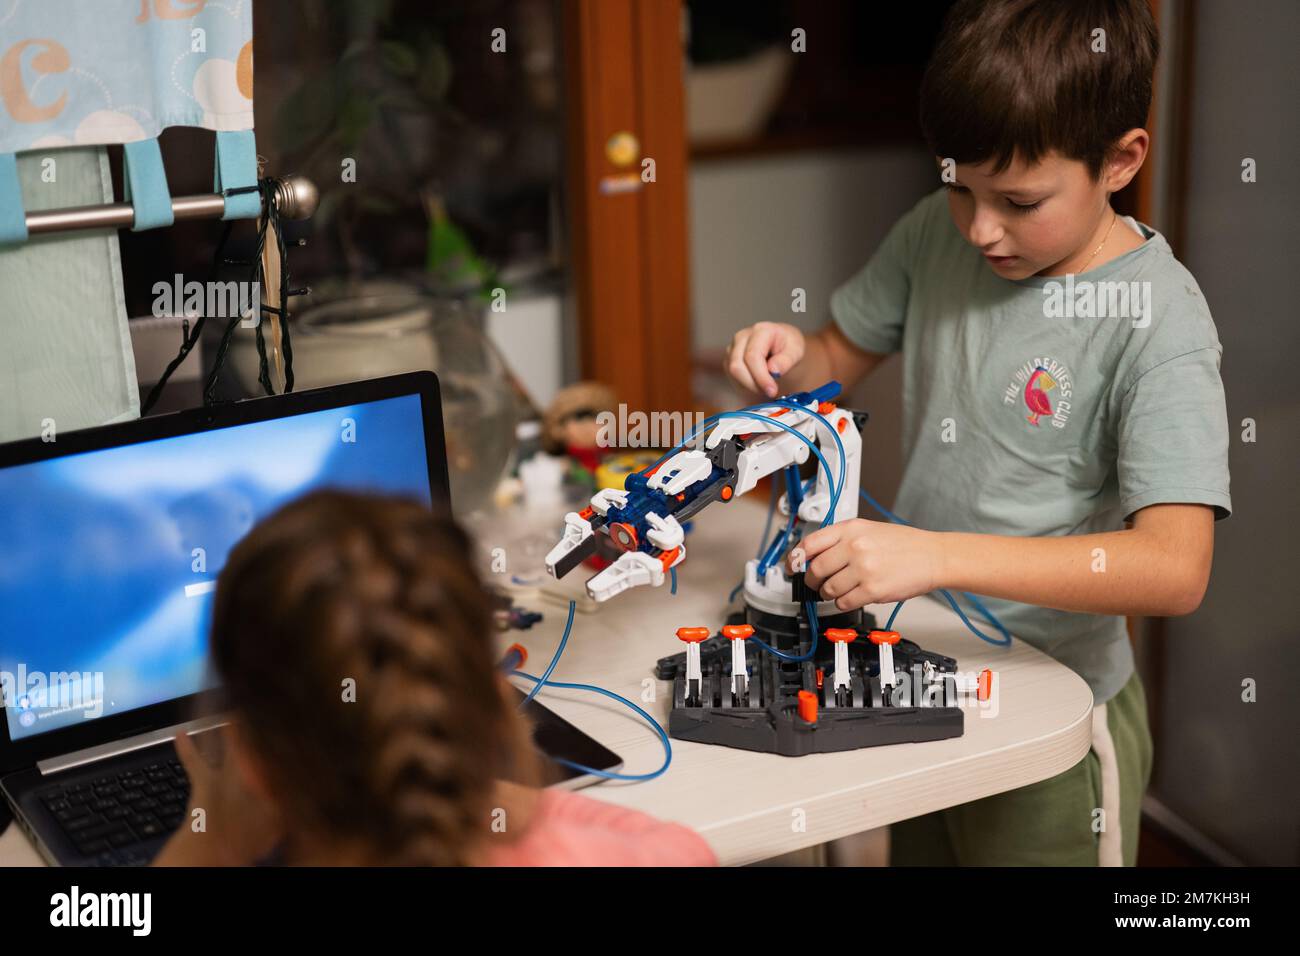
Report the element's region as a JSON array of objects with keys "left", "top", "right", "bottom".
[
  {"left": 746, "top": 599, "right": 821, "bottom": 662},
  {"left": 745, "top": 398, "right": 848, "bottom": 514},
  {"left": 934, "top": 590, "right": 1010, "bottom": 646},
  {"left": 518, "top": 599, "right": 575, "bottom": 708},
  {"left": 752, "top": 474, "right": 818, "bottom": 585},
  {"left": 634, "top": 394, "right": 1009, "bottom": 649},
  {"left": 510, "top": 671, "right": 671, "bottom": 782},
  {"left": 756, "top": 466, "right": 801, "bottom": 578},
  {"left": 670, "top": 566, "right": 677, "bottom": 595},
  {"left": 857, "top": 485, "right": 908, "bottom": 526},
  {"left": 763, "top": 399, "right": 847, "bottom": 525},
  {"left": 757, "top": 477, "right": 779, "bottom": 558},
  {"left": 142, "top": 178, "right": 304, "bottom": 415},
  {"left": 511, "top": 598, "right": 671, "bottom": 782},
  {"left": 885, "top": 601, "right": 903, "bottom": 630},
  {"left": 710, "top": 410, "right": 839, "bottom": 527},
  {"left": 640, "top": 404, "right": 835, "bottom": 609},
  {"left": 857, "top": 487, "right": 1012, "bottom": 647},
  {"left": 702, "top": 397, "right": 843, "bottom": 610},
  {"left": 634, "top": 396, "right": 845, "bottom": 610},
  {"left": 639, "top": 397, "right": 842, "bottom": 505}
]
